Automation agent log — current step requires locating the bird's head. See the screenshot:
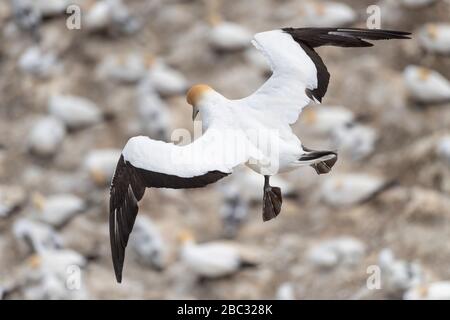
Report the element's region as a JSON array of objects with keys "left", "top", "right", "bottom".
[
  {"left": 177, "top": 229, "right": 195, "bottom": 244},
  {"left": 186, "top": 84, "right": 215, "bottom": 120}
]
